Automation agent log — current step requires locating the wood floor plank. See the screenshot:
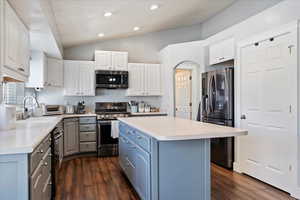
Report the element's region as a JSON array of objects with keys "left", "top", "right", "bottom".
[{"left": 56, "top": 157, "right": 294, "bottom": 200}]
